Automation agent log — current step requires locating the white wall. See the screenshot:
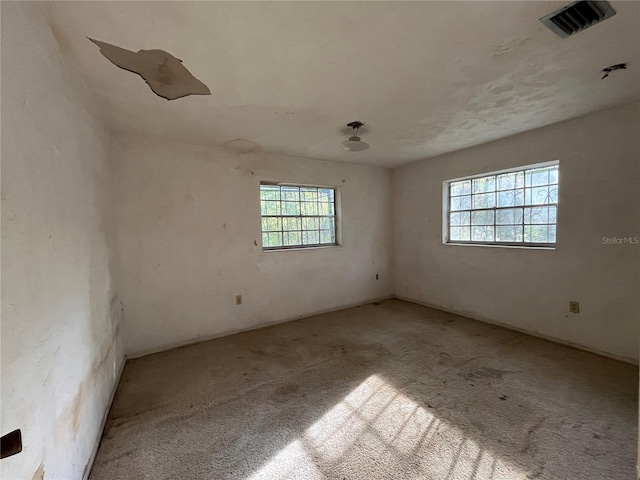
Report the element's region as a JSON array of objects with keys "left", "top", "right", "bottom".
[
  {"left": 114, "top": 135, "right": 393, "bottom": 356},
  {"left": 1, "top": 3, "right": 124, "bottom": 479},
  {"left": 393, "top": 102, "right": 640, "bottom": 363}
]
